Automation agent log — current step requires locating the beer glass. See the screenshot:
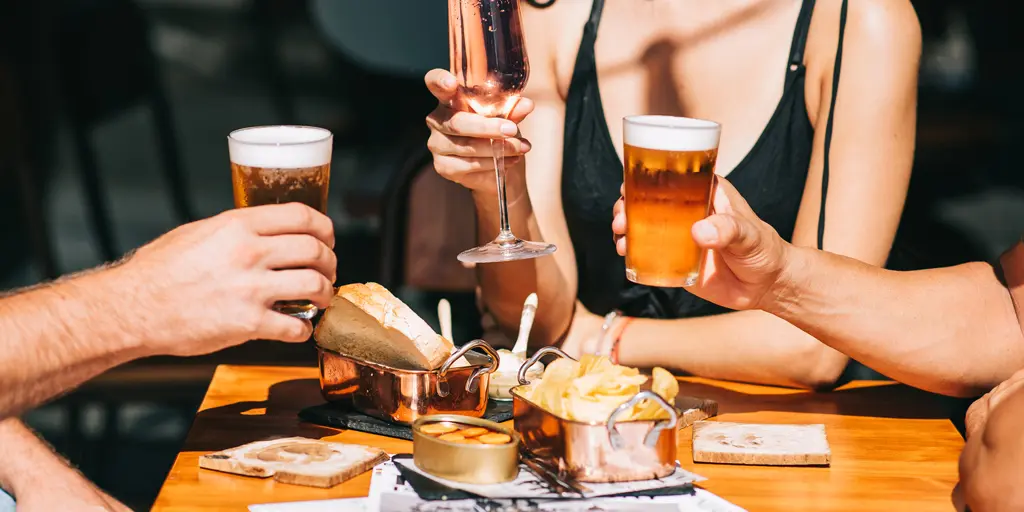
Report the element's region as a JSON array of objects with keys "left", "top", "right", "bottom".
[
  {"left": 228, "top": 125, "right": 332, "bottom": 319},
  {"left": 449, "top": 0, "right": 556, "bottom": 263},
  {"left": 623, "top": 115, "right": 720, "bottom": 287}
]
